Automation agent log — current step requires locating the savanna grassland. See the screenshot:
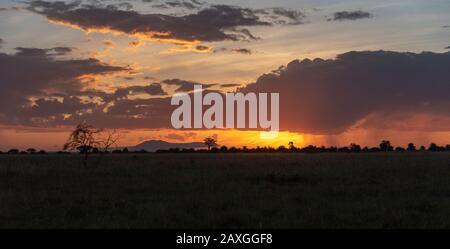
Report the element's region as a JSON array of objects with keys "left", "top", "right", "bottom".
[{"left": 0, "top": 153, "right": 450, "bottom": 229}]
